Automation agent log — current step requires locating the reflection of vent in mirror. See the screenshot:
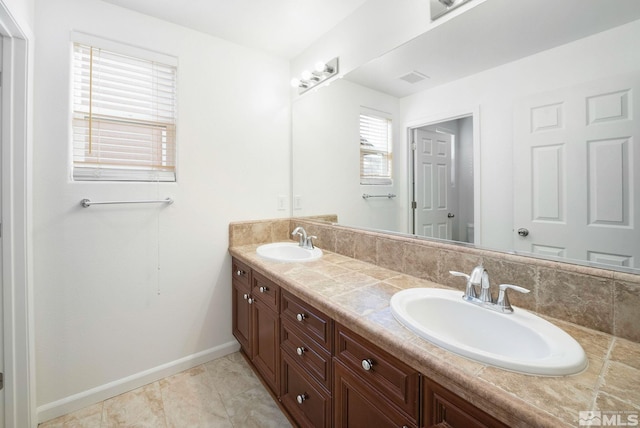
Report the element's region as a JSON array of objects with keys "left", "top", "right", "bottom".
[
  {"left": 430, "top": 0, "right": 472, "bottom": 20},
  {"left": 398, "top": 70, "right": 429, "bottom": 84}
]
